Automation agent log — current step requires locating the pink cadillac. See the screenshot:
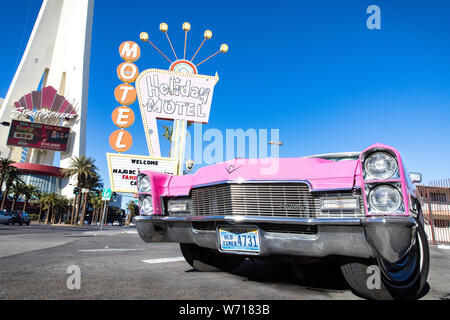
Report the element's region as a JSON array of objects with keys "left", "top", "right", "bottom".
[{"left": 135, "top": 143, "right": 429, "bottom": 300}]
